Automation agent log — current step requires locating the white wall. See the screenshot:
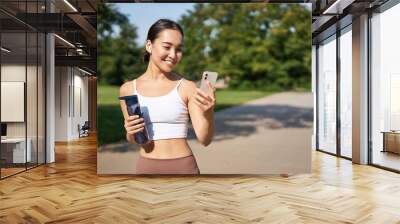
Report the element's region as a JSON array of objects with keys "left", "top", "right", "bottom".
[
  {"left": 1, "top": 65, "right": 29, "bottom": 138},
  {"left": 54, "top": 67, "right": 89, "bottom": 141},
  {"left": 54, "top": 66, "right": 69, "bottom": 141},
  {"left": 1, "top": 63, "right": 46, "bottom": 164}
]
